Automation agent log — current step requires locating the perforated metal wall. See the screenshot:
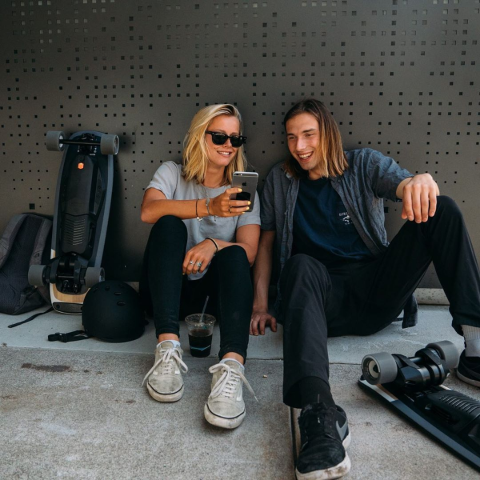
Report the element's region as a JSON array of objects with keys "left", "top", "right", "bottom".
[{"left": 1, "top": 0, "right": 479, "bottom": 284}]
